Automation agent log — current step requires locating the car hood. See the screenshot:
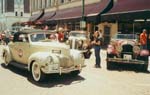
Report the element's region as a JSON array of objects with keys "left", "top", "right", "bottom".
[
  {"left": 111, "top": 39, "right": 138, "bottom": 46},
  {"left": 69, "top": 36, "right": 87, "bottom": 40},
  {"left": 32, "top": 42, "right": 69, "bottom": 49}
]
